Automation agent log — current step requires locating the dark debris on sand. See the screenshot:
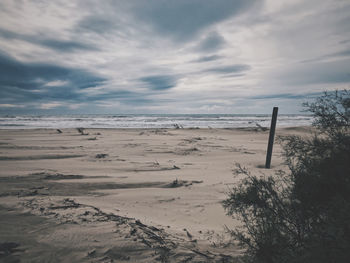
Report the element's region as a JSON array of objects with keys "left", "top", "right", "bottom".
[
  {"left": 21, "top": 198, "right": 236, "bottom": 262},
  {"left": 1, "top": 172, "right": 237, "bottom": 262}
]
